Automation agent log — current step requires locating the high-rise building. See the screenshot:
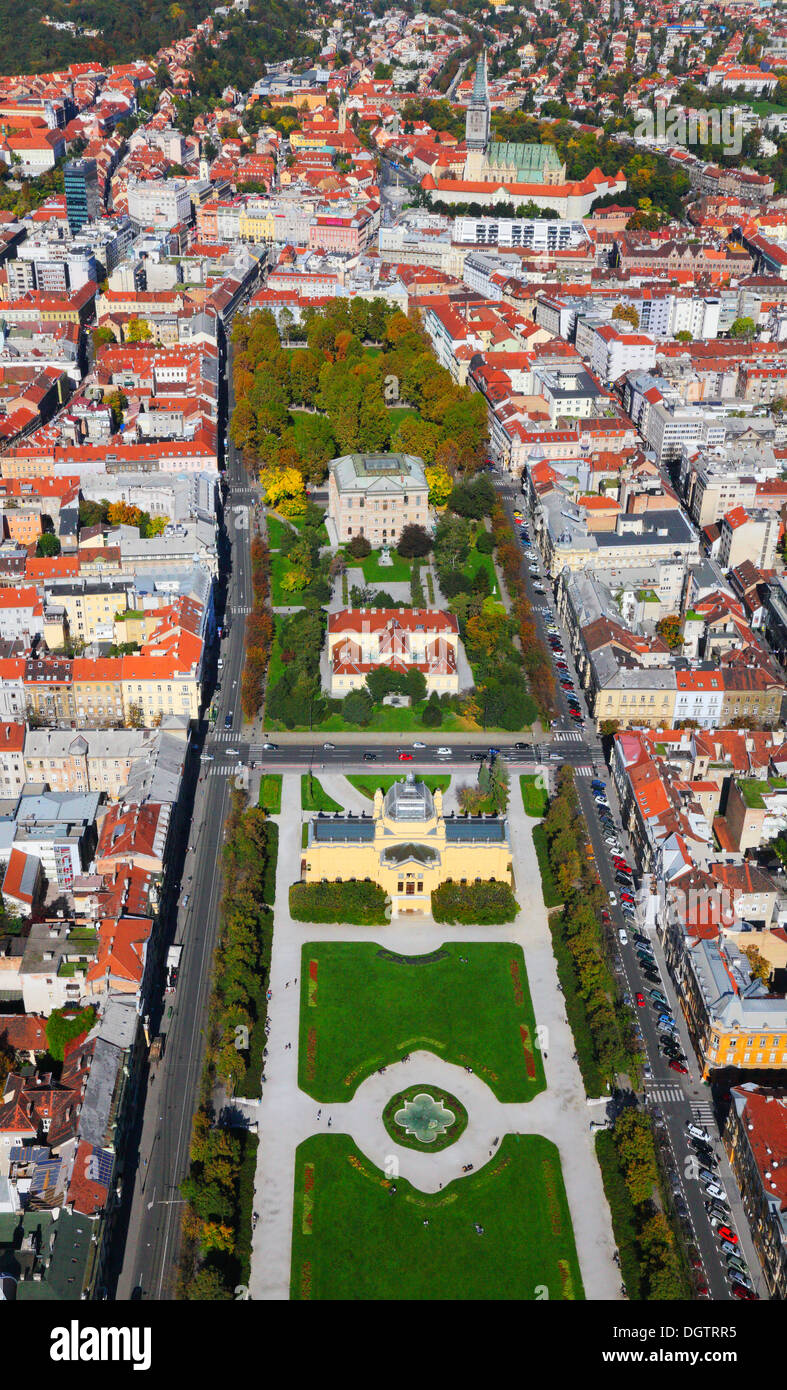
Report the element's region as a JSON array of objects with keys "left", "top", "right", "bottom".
[{"left": 64, "top": 159, "right": 100, "bottom": 234}]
